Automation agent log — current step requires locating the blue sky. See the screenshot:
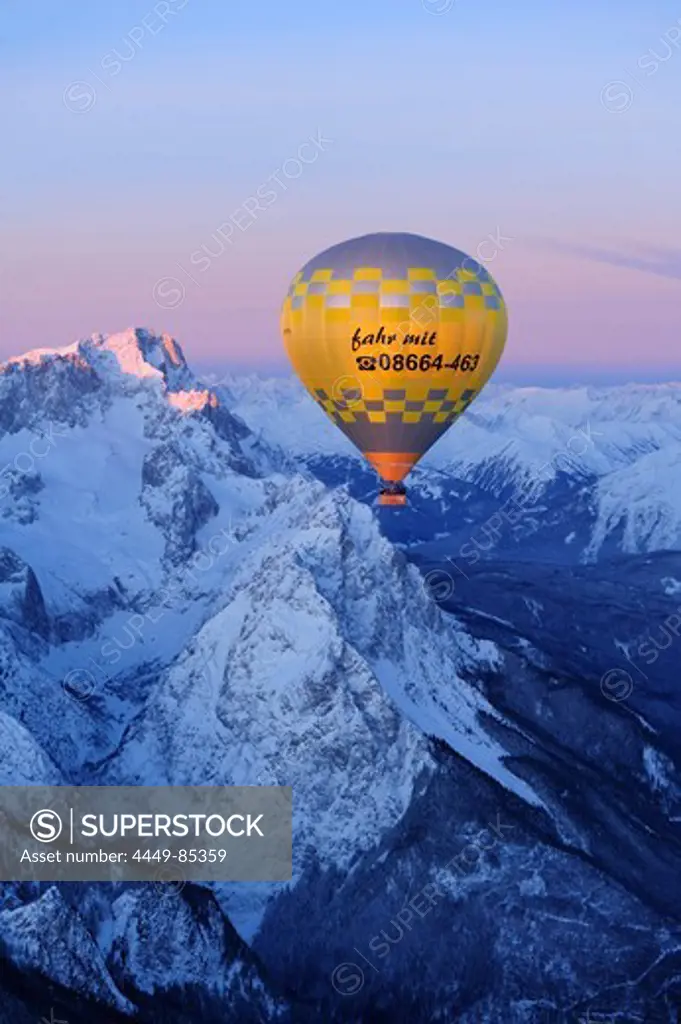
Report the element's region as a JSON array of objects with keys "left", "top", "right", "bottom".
[{"left": 2, "top": 0, "right": 680, "bottom": 380}]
